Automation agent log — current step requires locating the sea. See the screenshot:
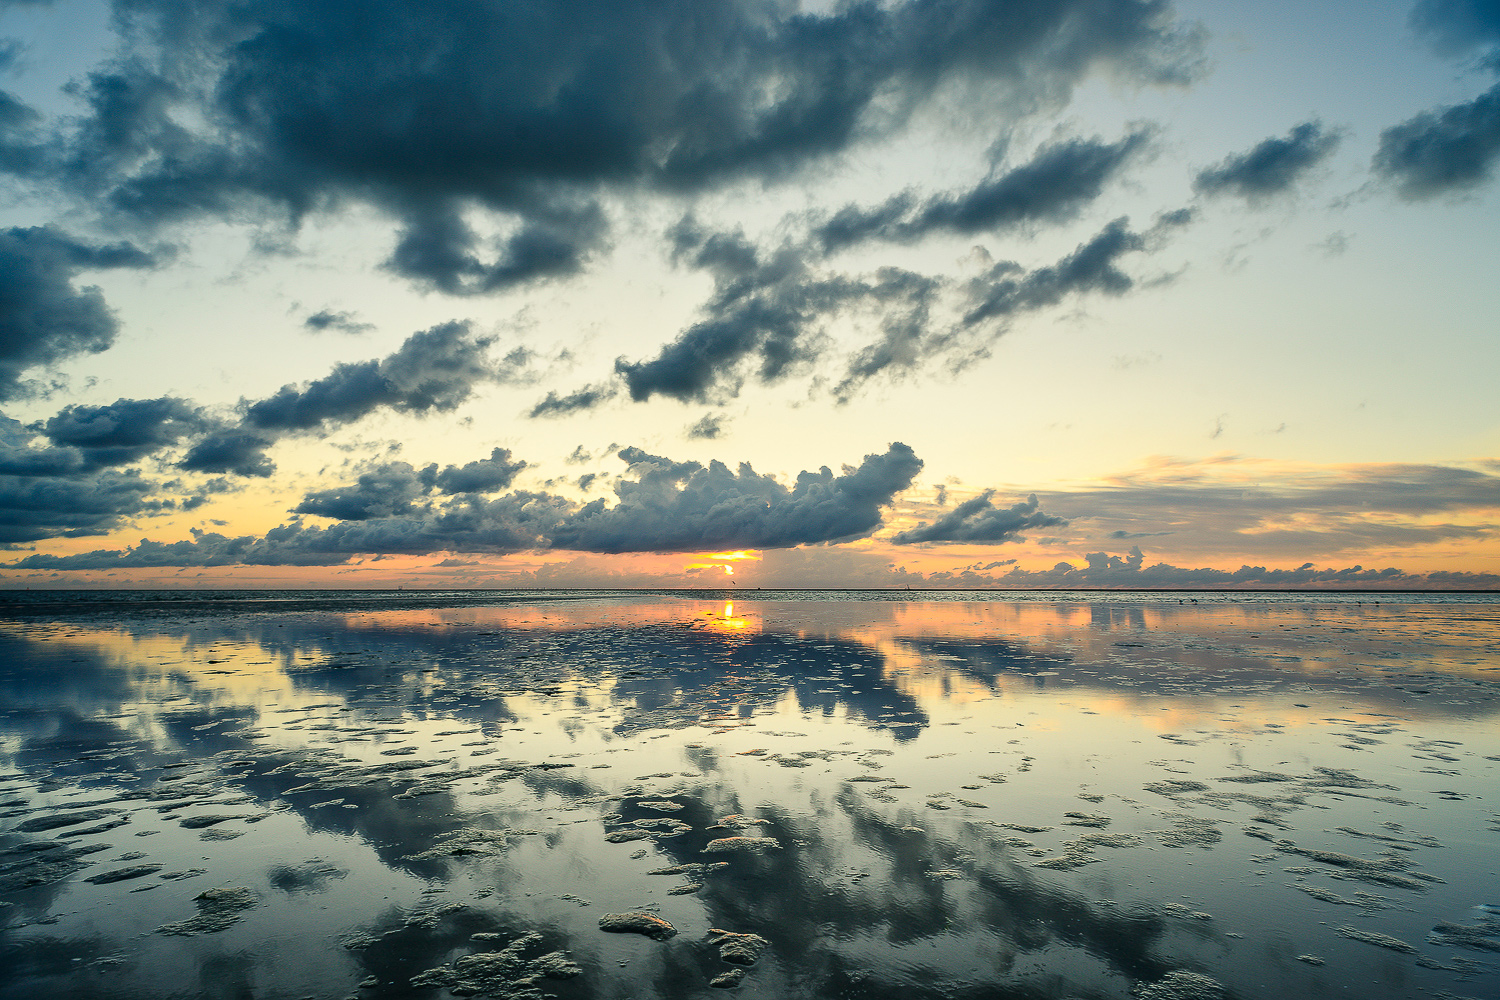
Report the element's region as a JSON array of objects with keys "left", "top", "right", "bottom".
[{"left": 1, "top": 589, "right": 1497, "bottom": 1000}]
